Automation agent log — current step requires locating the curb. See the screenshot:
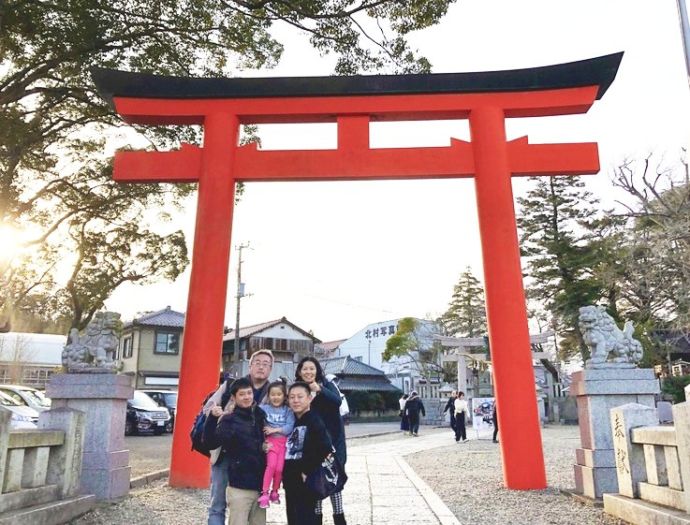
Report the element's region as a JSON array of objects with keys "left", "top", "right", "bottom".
[
  {"left": 395, "top": 455, "right": 461, "bottom": 525},
  {"left": 130, "top": 468, "right": 170, "bottom": 489},
  {"left": 347, "top": 430, "right": 401, "bottom": 441}
]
